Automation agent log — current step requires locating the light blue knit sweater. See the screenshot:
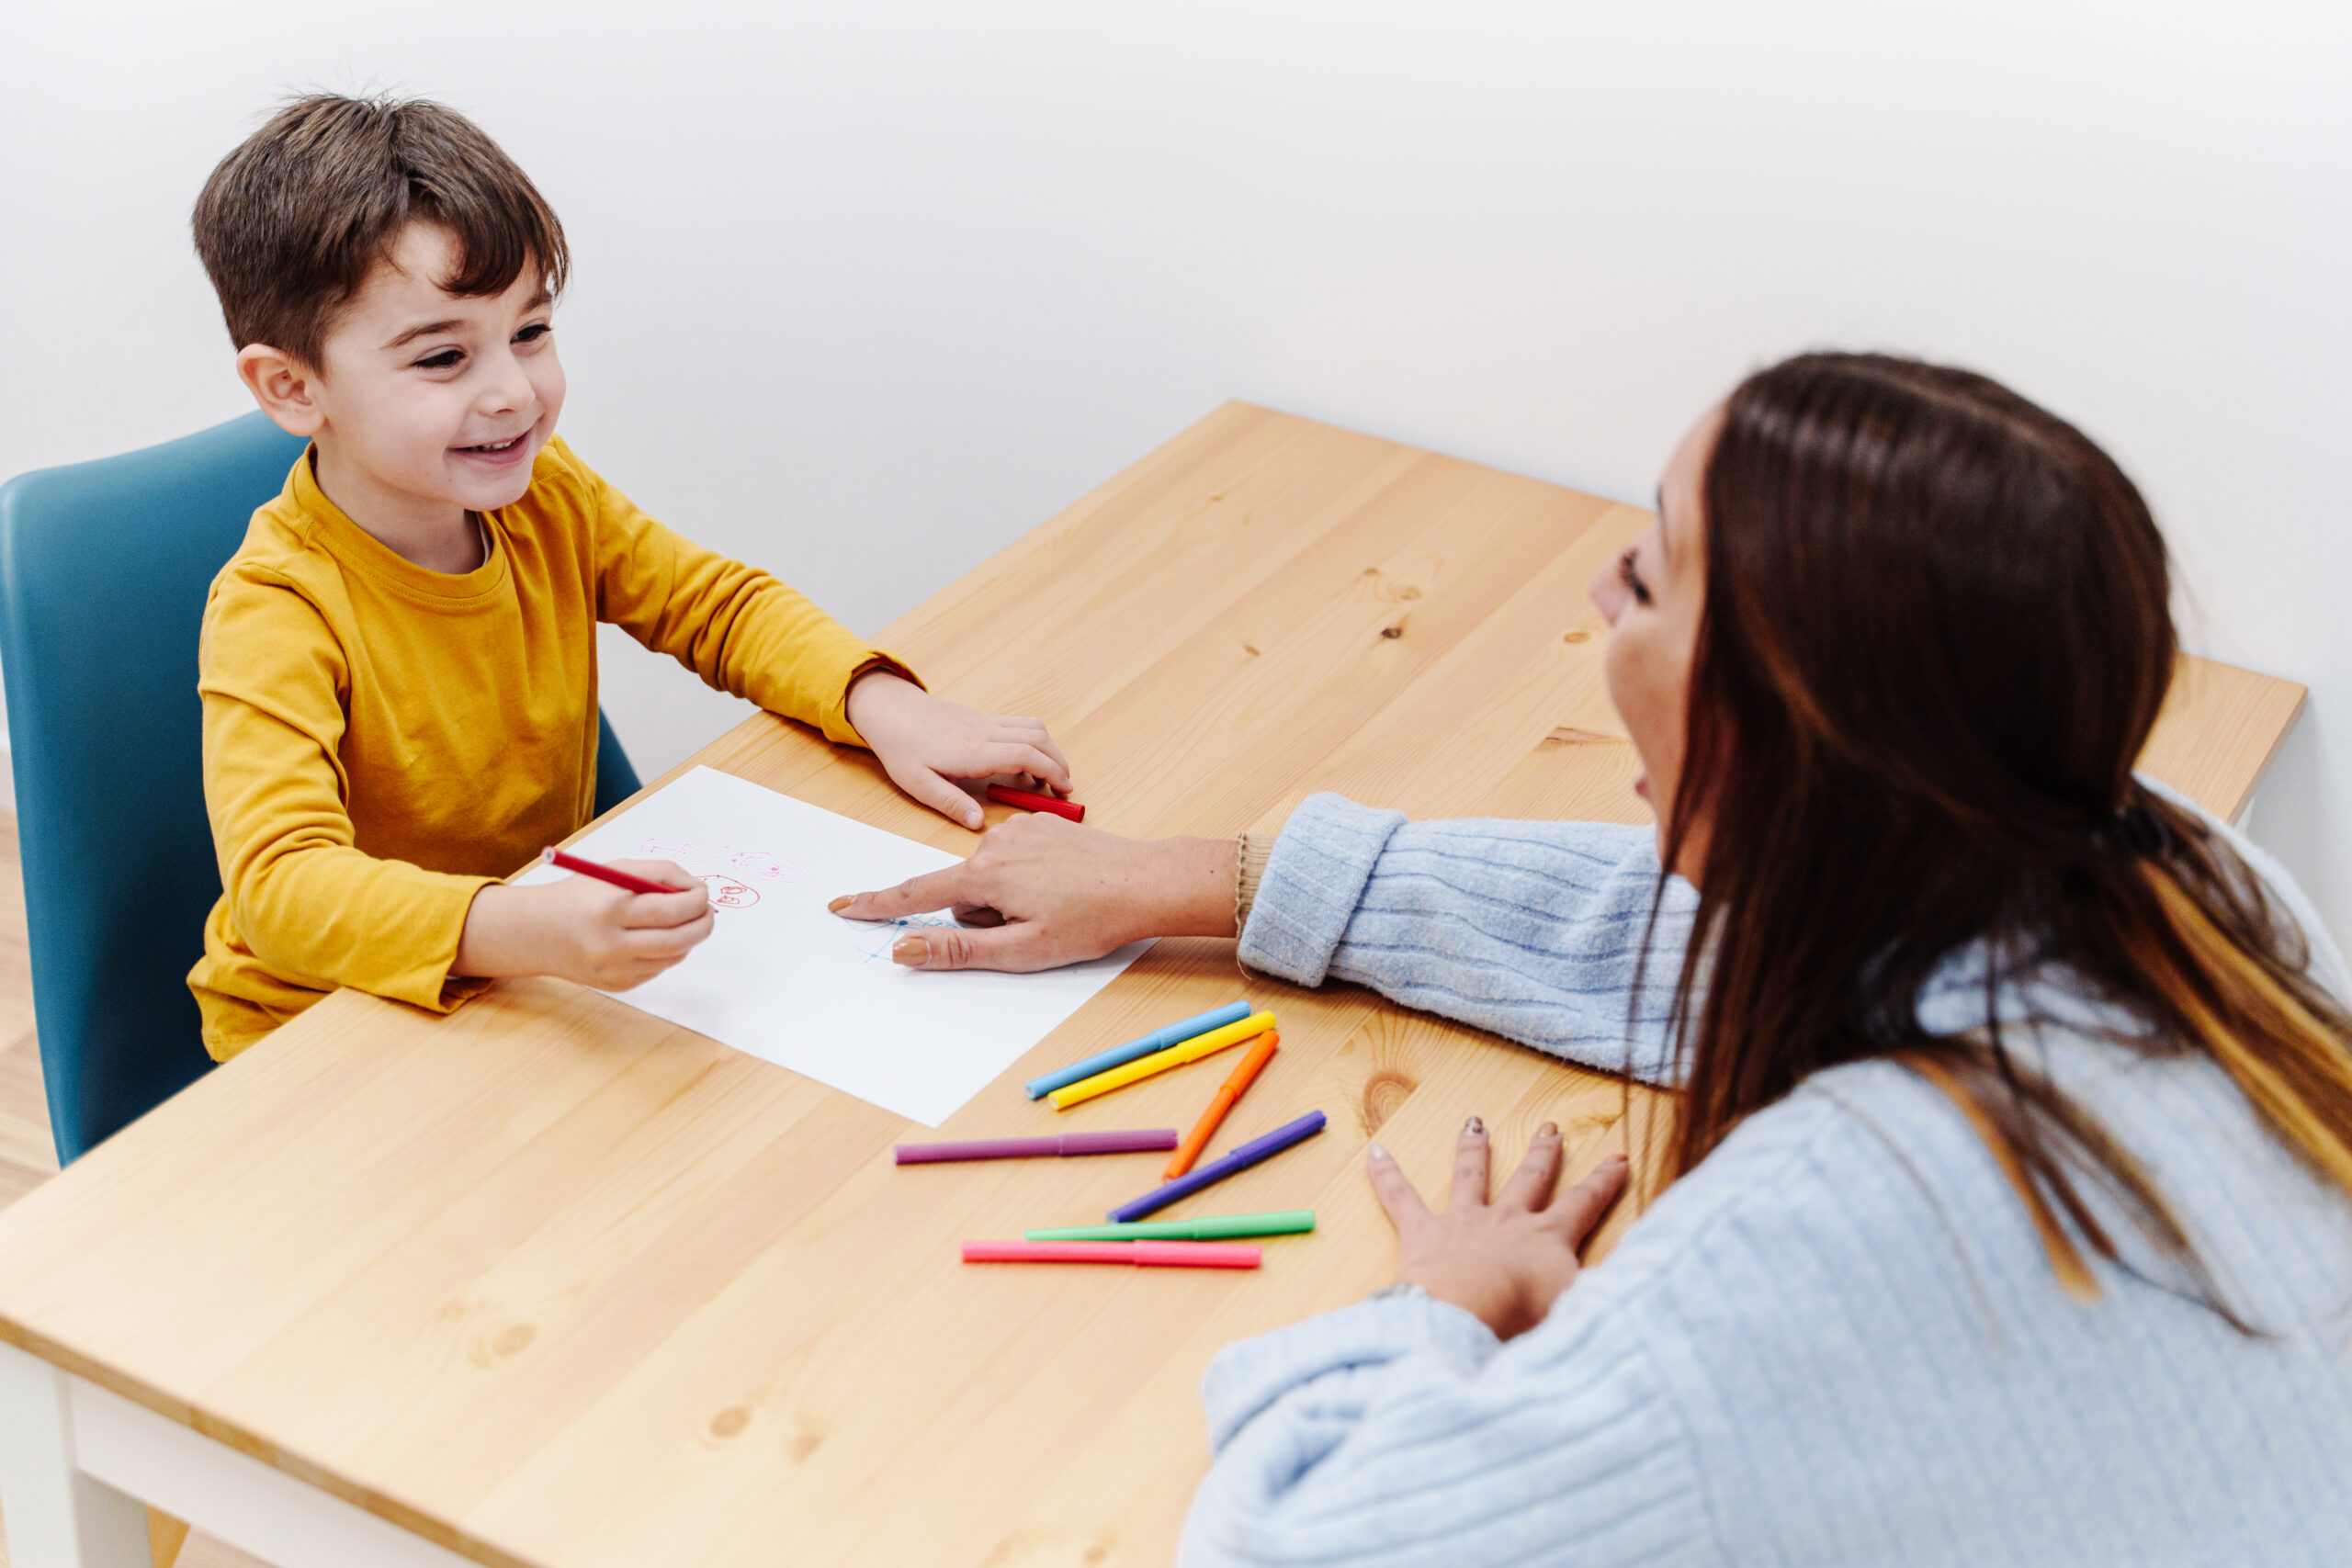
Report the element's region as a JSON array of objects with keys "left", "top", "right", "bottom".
[{"left": 1187, "top": 790, "right": 2352, "bottom": 1566}]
